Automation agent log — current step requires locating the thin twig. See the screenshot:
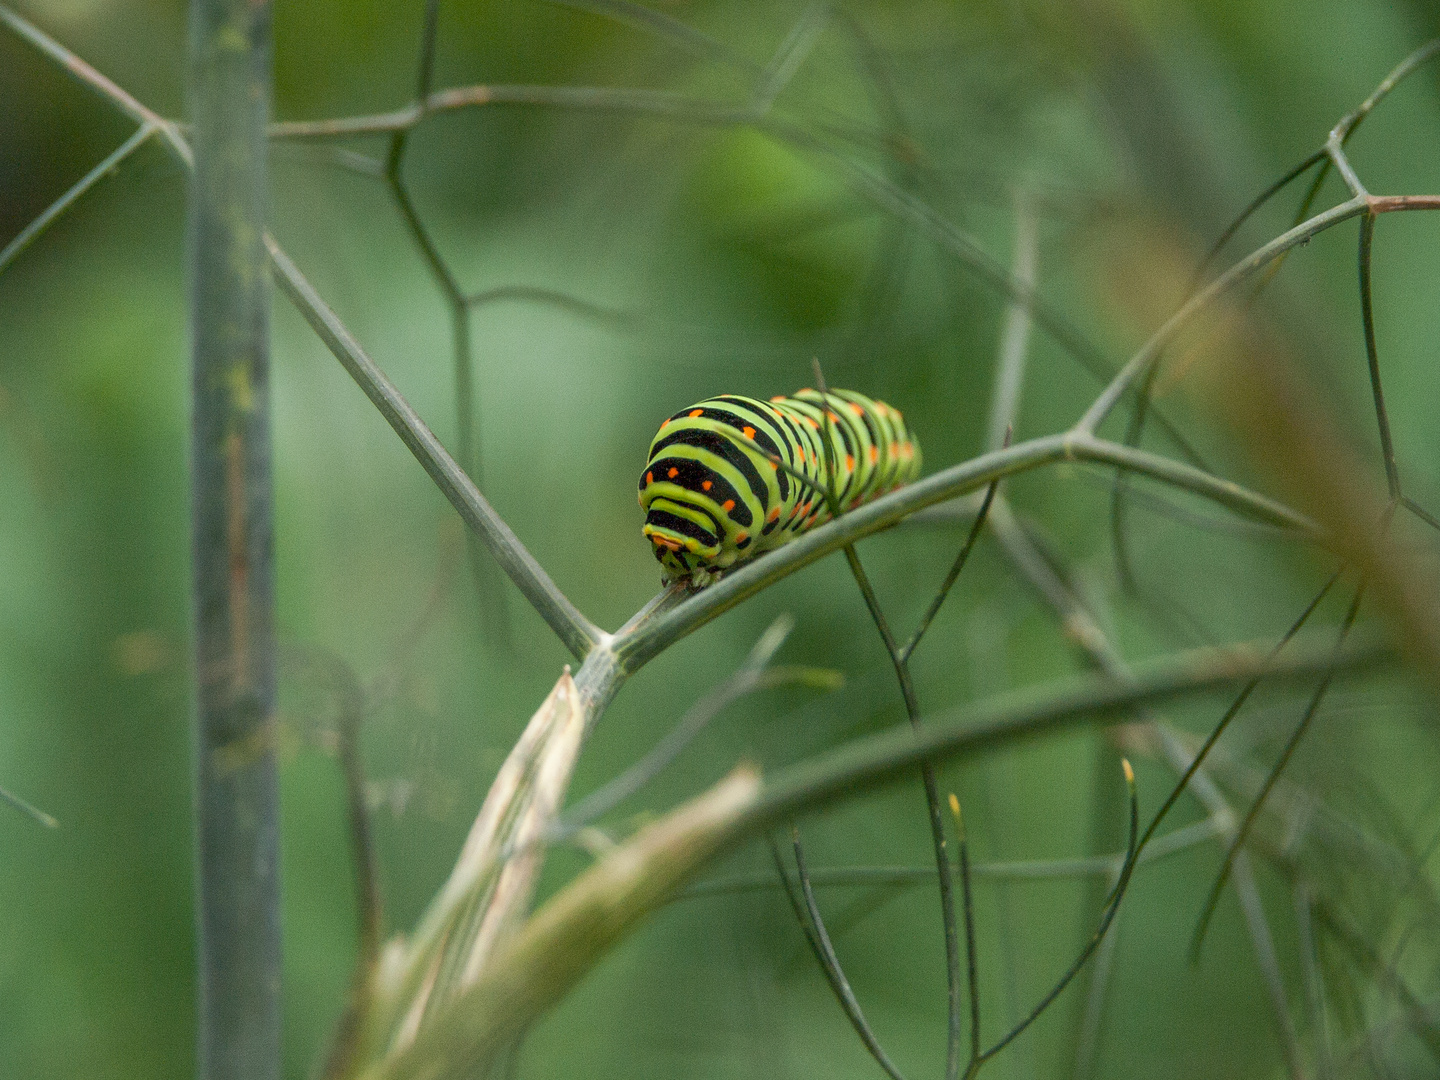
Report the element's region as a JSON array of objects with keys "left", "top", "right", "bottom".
[
  {"left": 1084, "top": 39, "right": 1440, "bottom": 434},
  {"left": 986, "top": 194, "right": 1038, "bottom": 454},
  {"left": 1294, "top": 882, "right": 1332, "bottom": 1080},
  {"left": 0, "top": 5, "right": 191, "bottom": 164},
  {"left": 1402, "top": 495, "right": 1440, "bottom": 533},
  {"left": 265, "top": 237, "right": 603, "bottom": 661},
  {"left": 899, "top": 473, "right": 1001, "bottom": 665},
  {"left": 616, "top": 431, "right": 1318, "bottom": 672},
  {"left": 543, "top": 0, "right": 760, "bottom": 73},
  {"left": 967, "top": 762, "right": 1139, "bottom": 1073},
  {"left": 951, "top": 796, "right": 982, "bottom": 1069},
  {"left": 0, "top": 121, "right": 156, "bottom": 275},
  {"left": 1230, "top": 851, "right": 1306, "bottom": 1080},
  {"left": 777, "top": 831, "right": 910, "bottom": 1080},
  {"left": 680, "top": 818, "right": 1221, "bottom": 899},
  {"left": 0, "top": 786, "right": 58, "bottom": 829},
  {"left": 1357, "top": 212, "right": 1400, "bottom": 499},
  {"left": 1078, "top": 195, "right": 1367, "bottom": 433},
  {"left": 811, "top": 359, "right": 964, "bottom": 1080},
  {"left": 749, "top": 1, "right": 830, "bottom": 113},
  {"left": 1190, "top": 584, "right": 1366, "bottom": 957},
  {"left": 385, "top": 0, "right": 510, "bottom": 648},
  {"left": 1133, "top": 568, "right": 1343, "bottom": 859},
  {"left": 1070, "top": 876, "right": 1121, "bottom": 1080},
  {"left": 549, "top": 616, "right": 823, "bottom": 840},
  {"left": 465, "top": 285, "right": 638, "bottom": 329},
  {"left": 1194, "top": 149, "right": 1329, "bottom": 280}
]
